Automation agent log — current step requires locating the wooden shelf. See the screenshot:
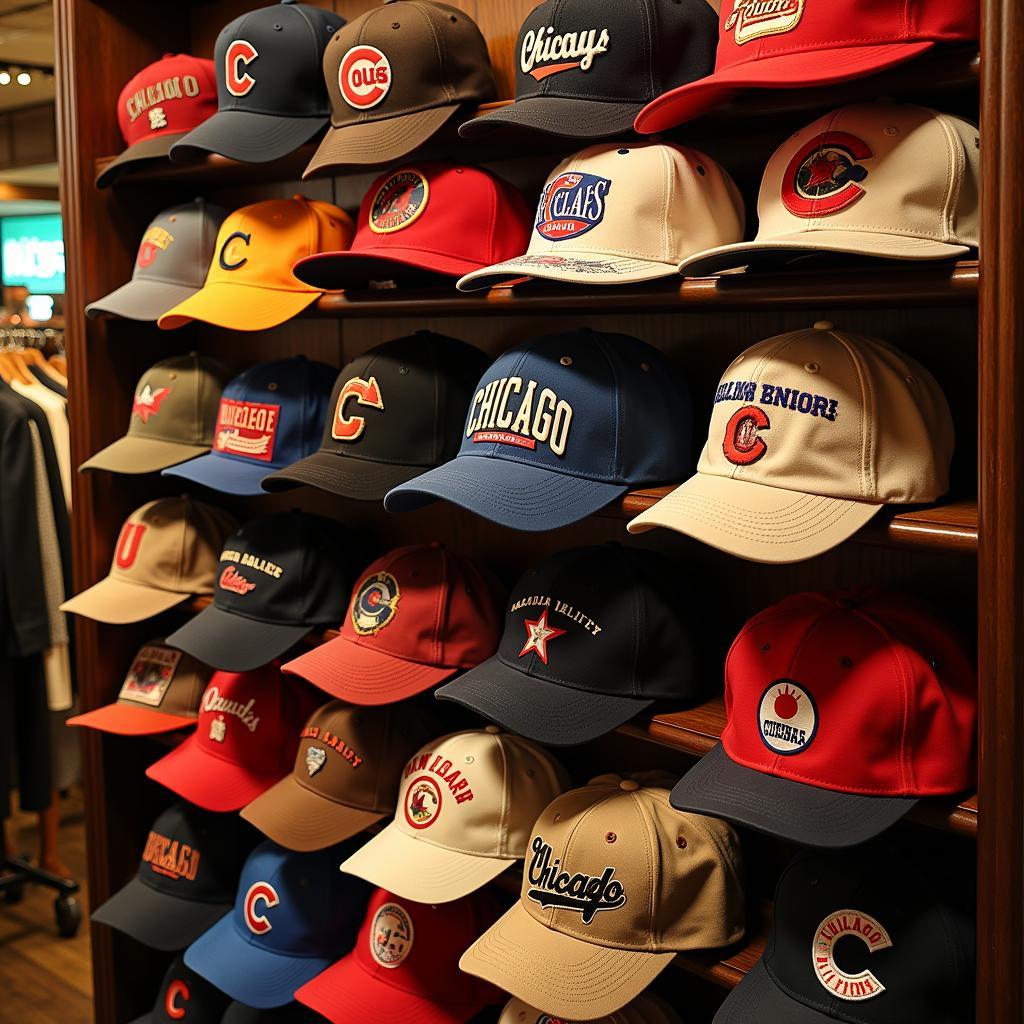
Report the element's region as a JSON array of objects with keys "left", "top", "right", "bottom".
[{"left": 675, "top": 905, "right": 771, "bottom": 989}]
